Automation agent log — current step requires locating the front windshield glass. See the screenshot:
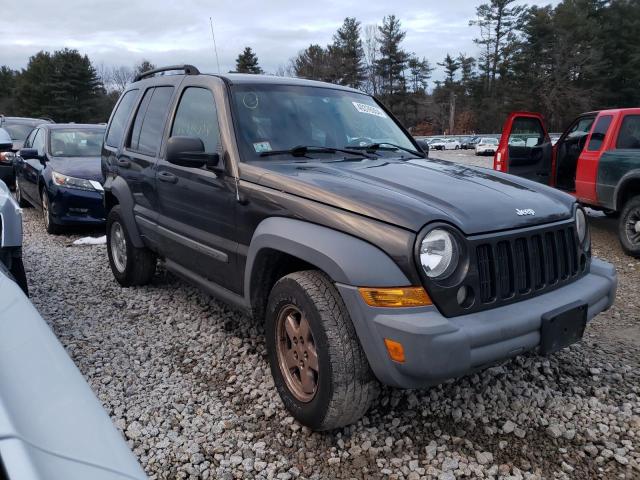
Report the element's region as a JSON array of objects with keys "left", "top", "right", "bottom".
[
  {"left": 3, "top": 123, "right": 34, "bottom": 141},
  {"left": 230, "top": 84, "right": 416, "bottom": 160},
  {"left": 50, "top": 129, "right": 105, "bottom": 157}
]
